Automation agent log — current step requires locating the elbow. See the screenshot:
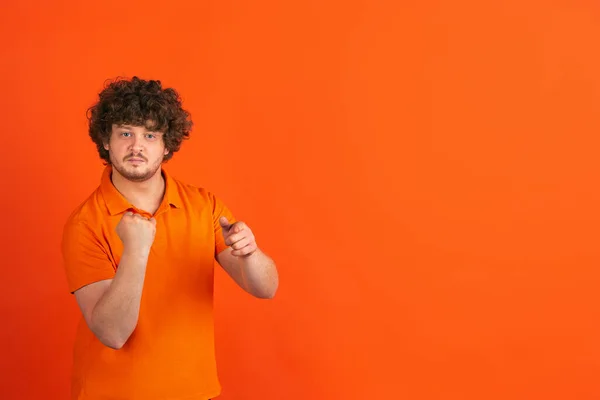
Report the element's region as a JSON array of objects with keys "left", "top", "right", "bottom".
[
  {"left": 265, "top": 292, "right": 277, "bottom": 300},
  {"left": 88, "top": 310, "right": 137, "bottom": 350},
  {"left": 99, "top": 334, "right": 128, "bottom": 350},
  {"left": 103, "top": 338, "right": 127, "bottom": 350},
  {"left": 255, "top": 282, "right": 279, "bottom": 300},
  {"left": 96, "top": 329, "right": 133, "bottom": 350},
  {"left": 256, "top": 292, "right": 275, "bottom": 300},
  {"left": 265, "top": 286, "right": 278, "bottom": 299}
]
